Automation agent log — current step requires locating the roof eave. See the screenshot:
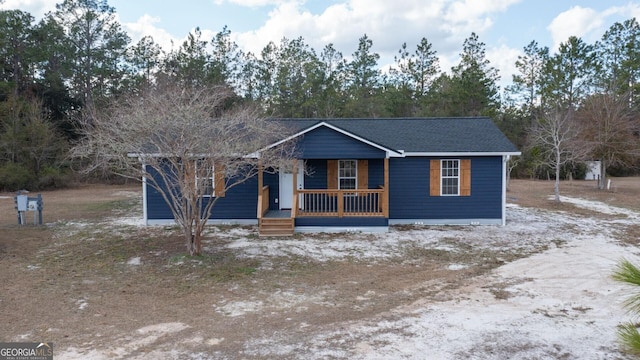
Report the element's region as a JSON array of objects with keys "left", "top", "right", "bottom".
[
  {"left": 402, "top": 151, "right": 522, "bottom": 157},
  {"left": 127, "top": 152, "right": 259, "bottom": 159}
]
